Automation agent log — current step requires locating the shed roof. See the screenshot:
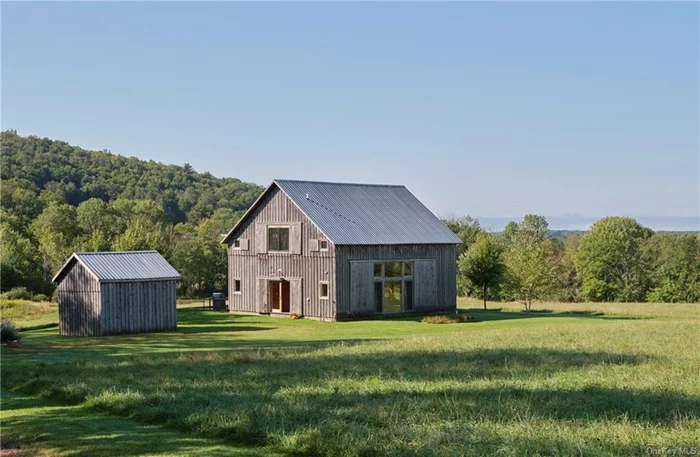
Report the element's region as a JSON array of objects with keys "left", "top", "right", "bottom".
[
  {"left": 52, "top": 251, "right": 181, "bottom": 284},
  {"left": 222, "top": 179, "right": 462, "bottom": 245}
]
